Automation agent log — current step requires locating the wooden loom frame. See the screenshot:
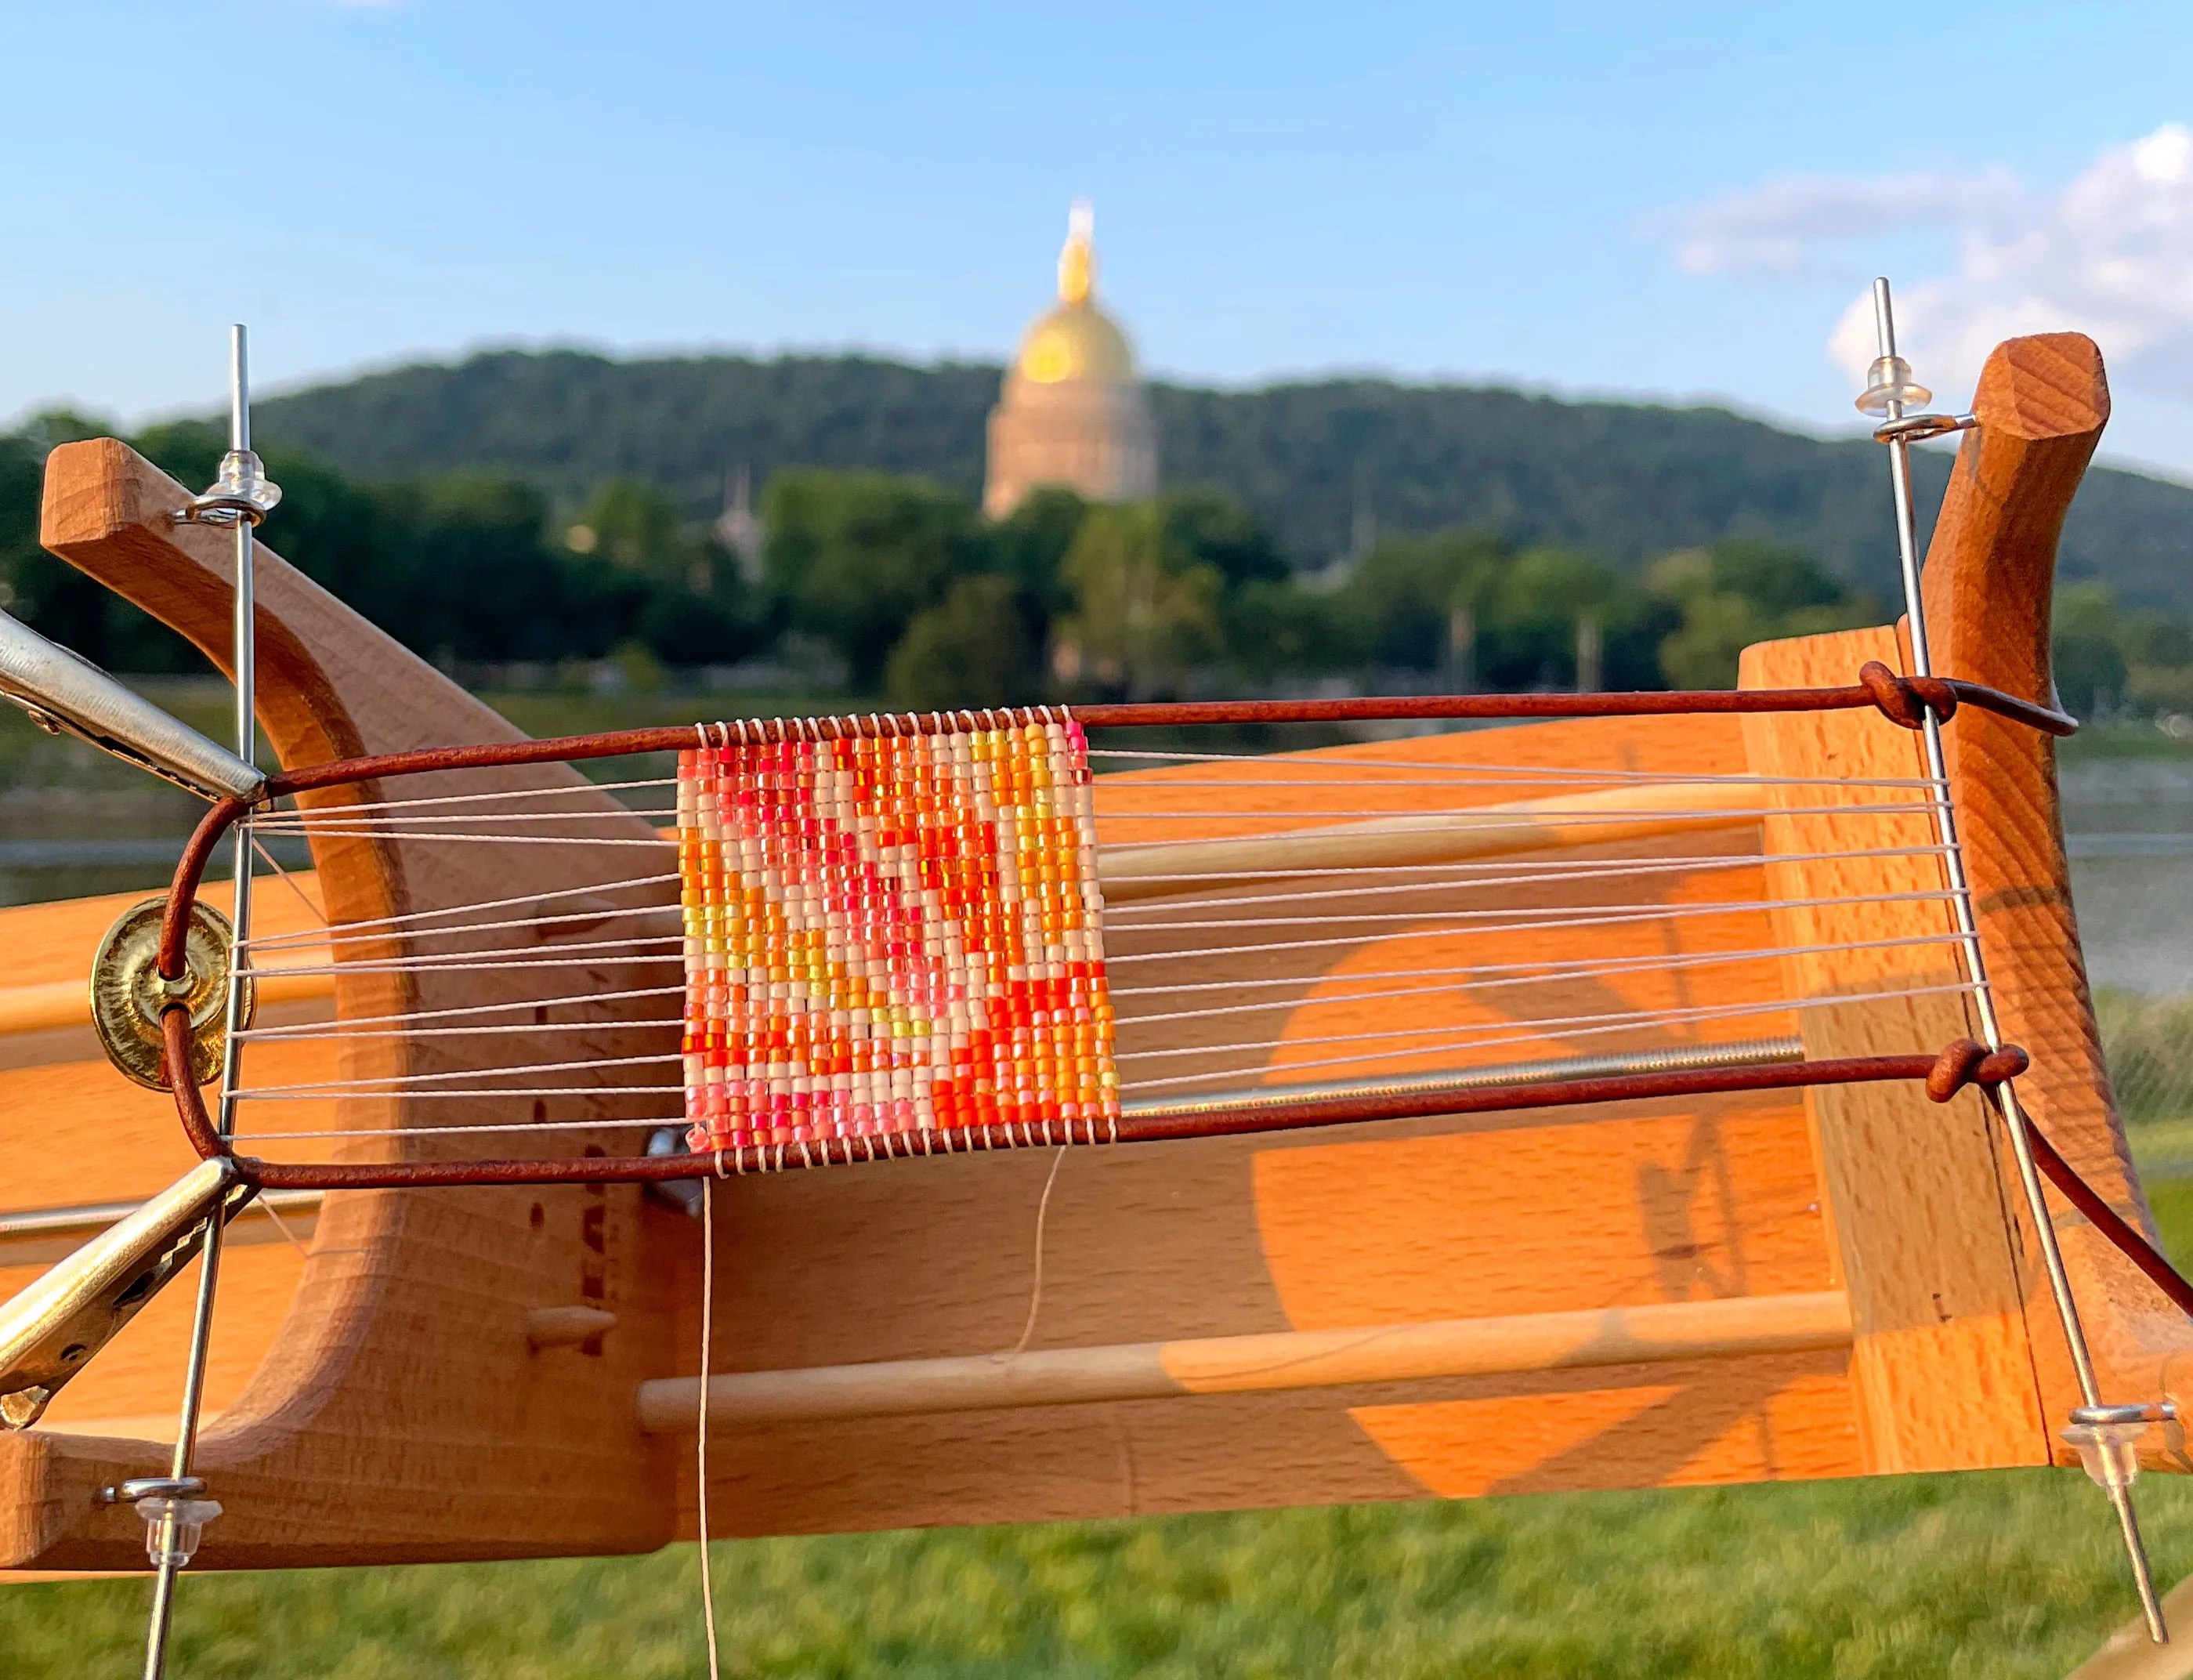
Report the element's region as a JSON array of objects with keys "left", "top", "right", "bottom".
[{"left": 6, "top": 328, "right": 2193, "bottom": 1578}]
